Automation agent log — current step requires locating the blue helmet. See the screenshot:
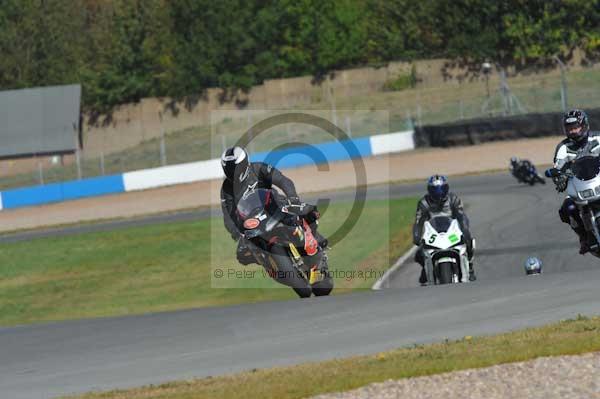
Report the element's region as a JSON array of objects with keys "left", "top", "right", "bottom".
[
  {"left": 427, "top": 175, "right": 449, "bottom": 203},
  {"left": 524, "top": 256, "right": 542, "bottom": 275}
]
